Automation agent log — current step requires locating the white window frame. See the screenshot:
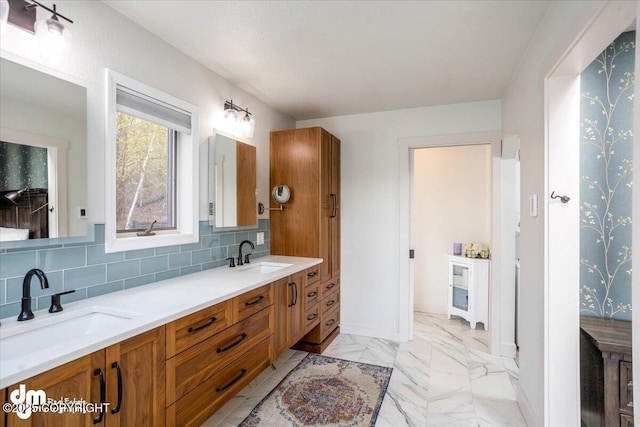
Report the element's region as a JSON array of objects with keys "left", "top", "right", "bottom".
[{"left": 105, "top": 69, "right": 199, "bottom": 253}]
